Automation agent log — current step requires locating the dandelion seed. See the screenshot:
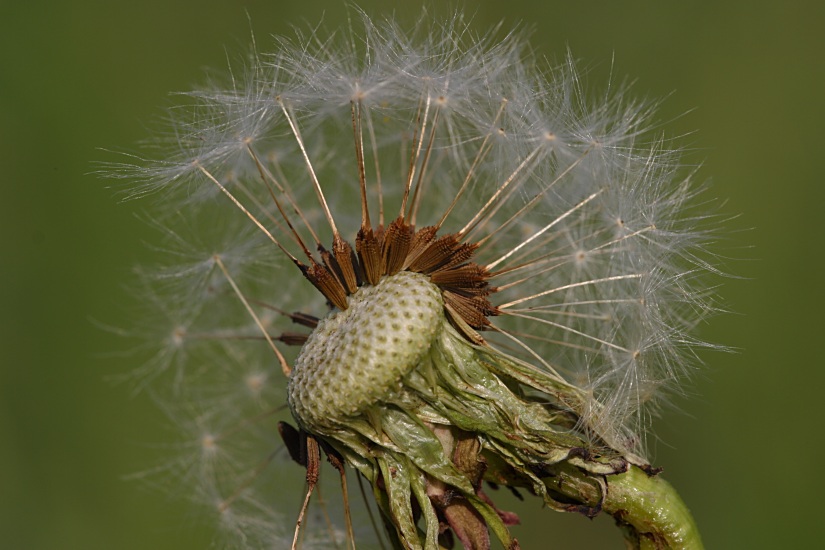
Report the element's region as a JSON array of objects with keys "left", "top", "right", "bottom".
[{"left": 110, "top": 8, "right": 719, "bottom": 549}]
